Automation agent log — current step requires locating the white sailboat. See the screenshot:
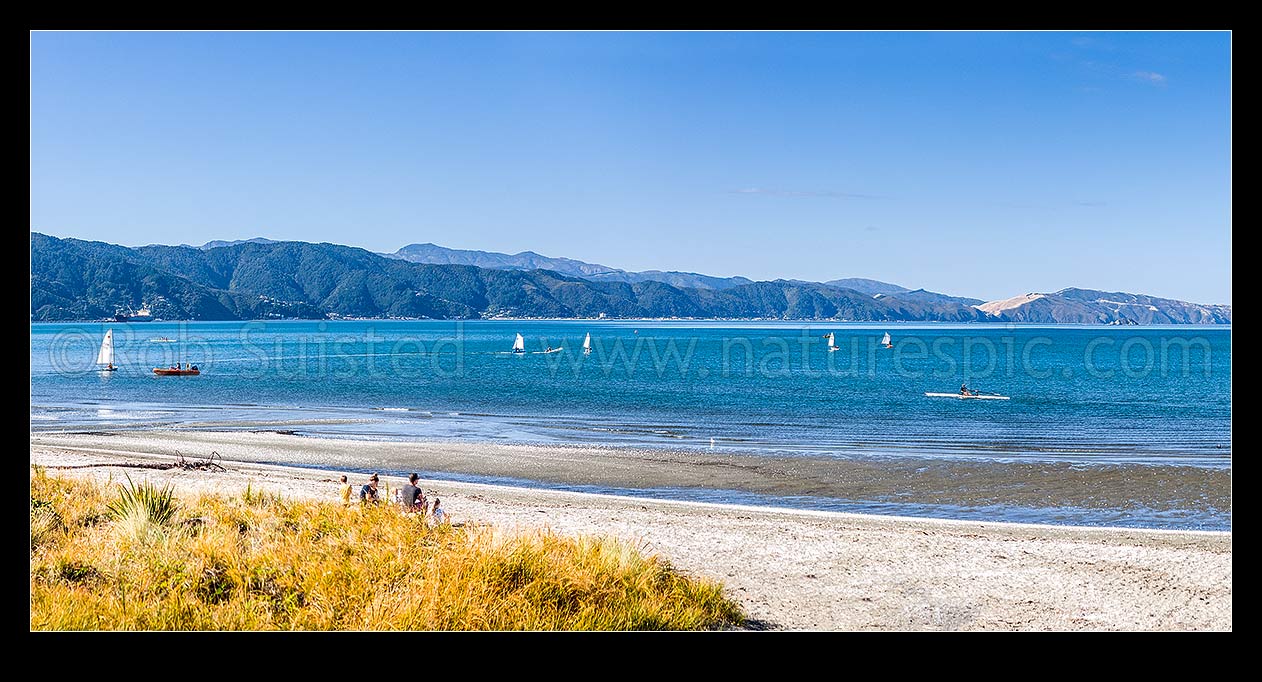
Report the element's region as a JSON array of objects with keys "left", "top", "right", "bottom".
[
  {"left": 97, "top": 329, "right": 118, "bottom": 371},
  {"left": 582, "top": 332, "right": 592, "bottom": 355},
  {"left": 825, "top": 332, "right": 840, "bottom": 352},
  {"left": 512, "top": 333, "right": 526, "bottom": 354},
  {"left": 881, "top": 331, "right": 893, "bottom": 348}
]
